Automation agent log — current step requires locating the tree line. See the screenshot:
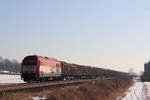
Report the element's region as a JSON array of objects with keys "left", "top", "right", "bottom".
[{"left": 0, "top": 56, "right": 21, "bottom": 74}]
